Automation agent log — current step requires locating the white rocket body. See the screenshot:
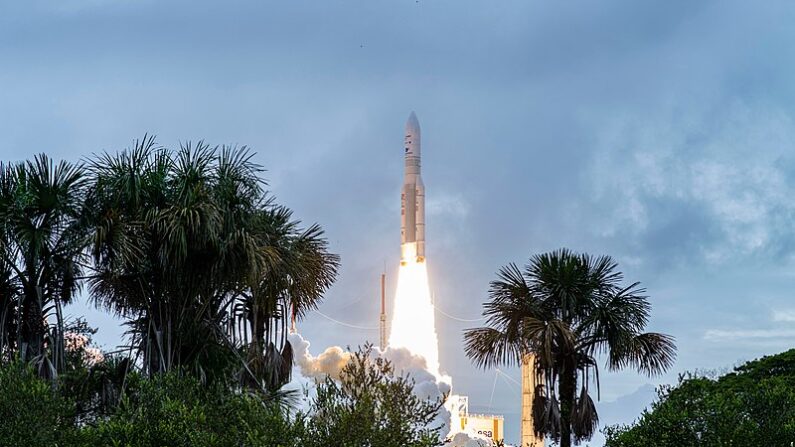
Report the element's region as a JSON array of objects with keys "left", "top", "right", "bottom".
[
  {"left": 390, "top": 111, "right": 441, "bottom": 377},
  {"left": 401, "top": 112, "right": 425, "bottom": 264}
]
